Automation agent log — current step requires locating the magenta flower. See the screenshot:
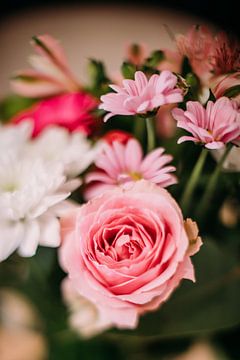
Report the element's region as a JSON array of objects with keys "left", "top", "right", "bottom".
[
  {"left": 99, "top": 71, "right": 183, "bottom": 122},
  {"left": 12, "top": 92, "right": 98, "bottom": 137},
  {"left": 84, "top": 138, "right": 177, "bottom": 200},
  {"left": 172, "top": 97, "right": 240, "bottom": 149}
]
